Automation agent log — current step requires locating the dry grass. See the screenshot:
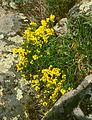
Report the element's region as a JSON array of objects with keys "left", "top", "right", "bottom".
[{"left": 16, "top": 0, "right": 48, "bottom": 22}]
